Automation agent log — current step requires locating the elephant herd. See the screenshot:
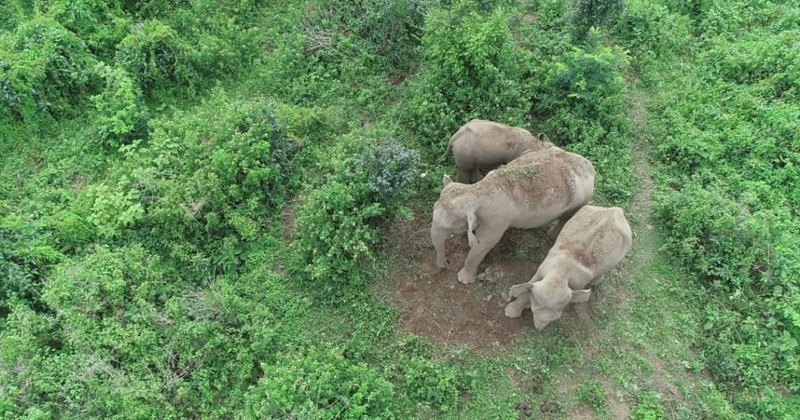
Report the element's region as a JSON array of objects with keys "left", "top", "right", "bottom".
[{"left": 431, "top": 119, "right": 632, "bottom": 330}]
